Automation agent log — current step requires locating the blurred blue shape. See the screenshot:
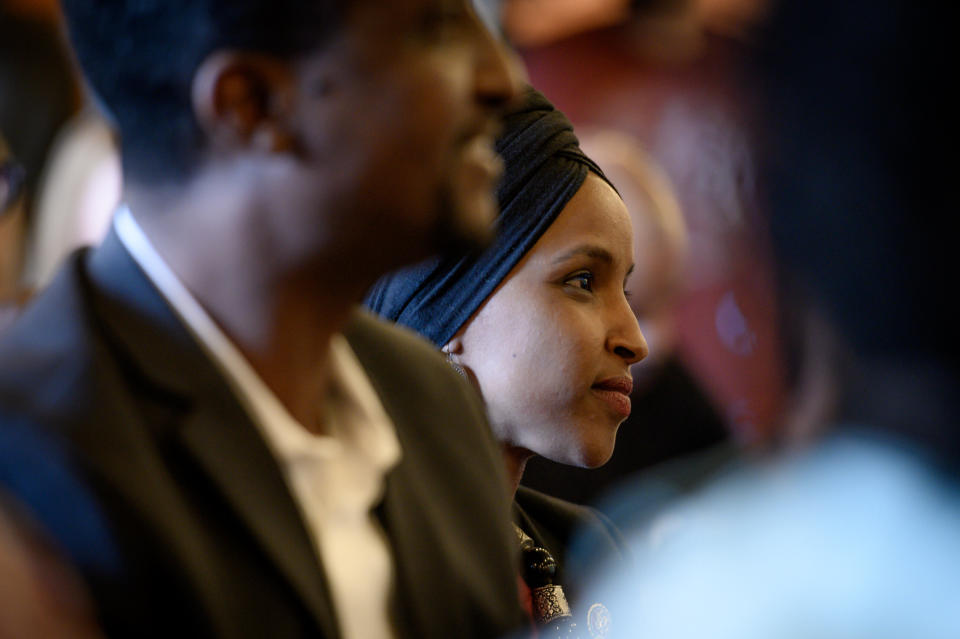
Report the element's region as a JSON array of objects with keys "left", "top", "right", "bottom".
[
  {"left": 0, "top": 420, "right": 120, "bottom": 574},
  {"left": 586, "top": 432, "right": 960, "bottom": 638}
]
